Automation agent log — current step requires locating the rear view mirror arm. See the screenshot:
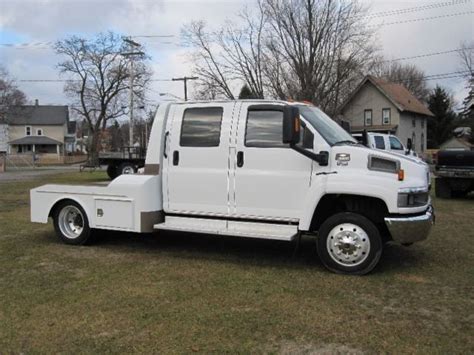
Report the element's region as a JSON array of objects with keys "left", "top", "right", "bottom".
[{"left": 291, "top": 144, "right": 329, "bottom": 166}]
